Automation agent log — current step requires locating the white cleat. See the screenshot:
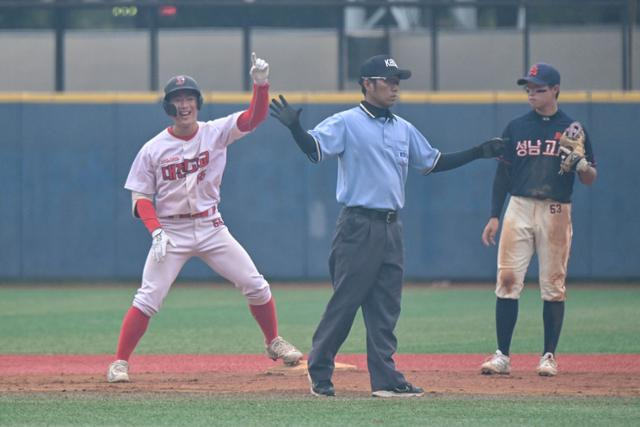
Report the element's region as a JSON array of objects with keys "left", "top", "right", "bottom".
[
  {"left": 265, "top": 336, "right": 303, "bottom": 366},
  {"left": 107, "top": 359, "right": 130, "bottom": 383},
  {"left": 537, "top": 352, "right": 558, "bottom": 376},
  {"left": 481, "top": 350, "right": 511, "bottom": 375}
]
